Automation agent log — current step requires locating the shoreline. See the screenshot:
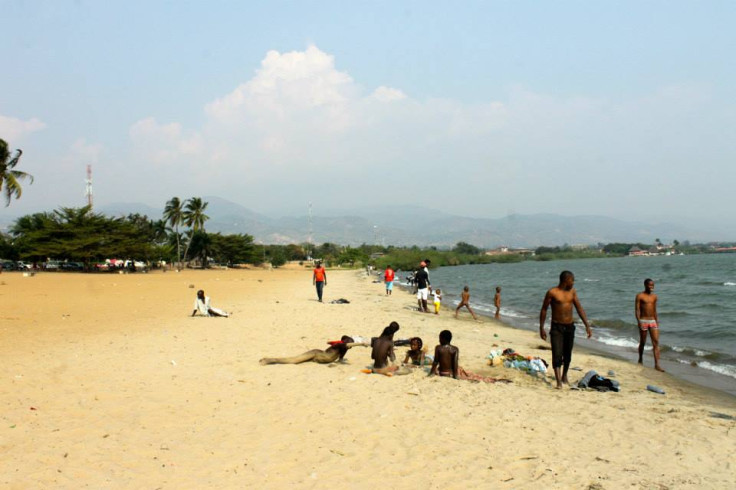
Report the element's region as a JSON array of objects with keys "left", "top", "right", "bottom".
[
  {"left": 2, "top": 268, "right": 735, "bottom": 488},
  {"left": 393, "top": 264, "right": 736, "bottom": 398},
  {"left": 395, "top": 276, "right": 736, "bottom": 401}
]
